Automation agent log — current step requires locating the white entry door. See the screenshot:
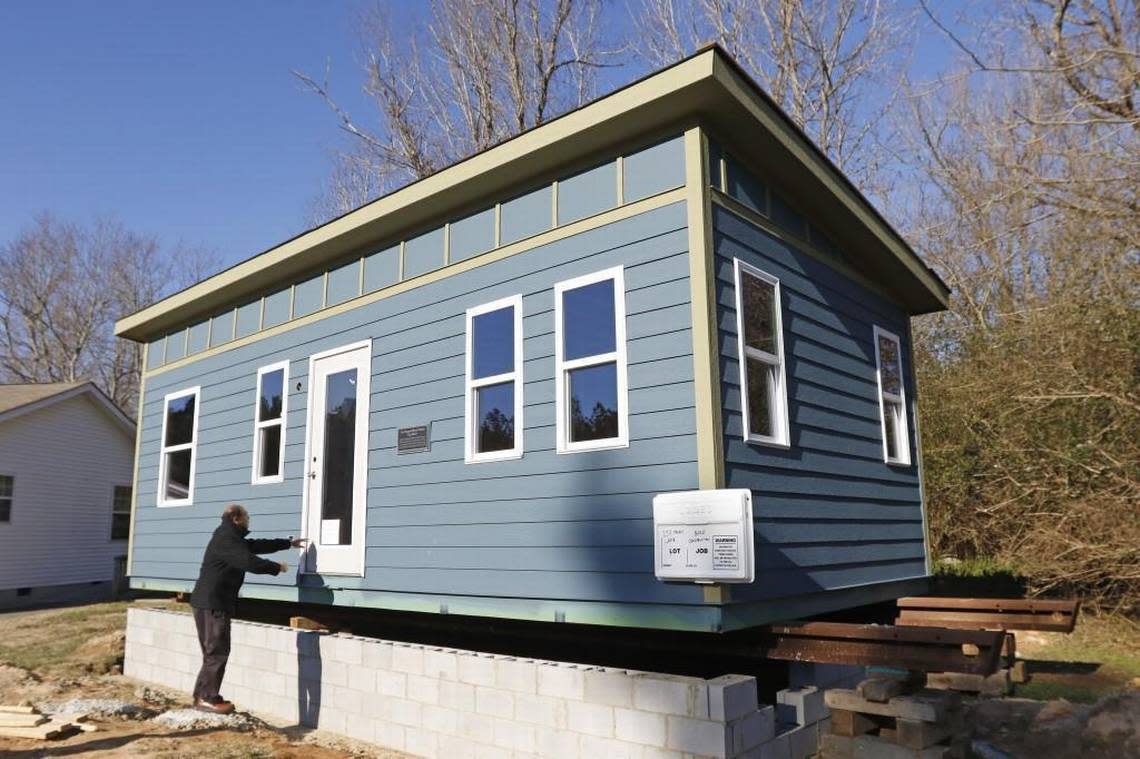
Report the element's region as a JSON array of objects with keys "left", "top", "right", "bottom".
[{"left": 303, "top": 340, "right": 372, "bottom": 576}]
